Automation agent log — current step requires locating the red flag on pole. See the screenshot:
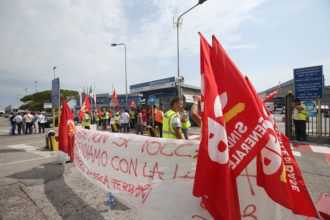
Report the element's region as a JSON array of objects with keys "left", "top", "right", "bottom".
[
  {"left": 129, "top": 99, "right": 137, "bottom": 109},
  {"left": 79, "top": 94, "right": 91, "bottom": 120},
  {"left": 193, "top": 33, "right": 240, "bottom": 220},
  {"left": 112, "top": 89, "right": 120, "bottom": 110},
  {"left": 59, "top": 98, "right": 75, "bottom": 161},
  {"left": 244, "top": 78, "right": 318, "bottom": 218},
  {"left": 211, "top": 35, "right": 272, "bottom": 178},
  {"left": 262, "top": 89, "right": 279, "bottom": 103}
]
